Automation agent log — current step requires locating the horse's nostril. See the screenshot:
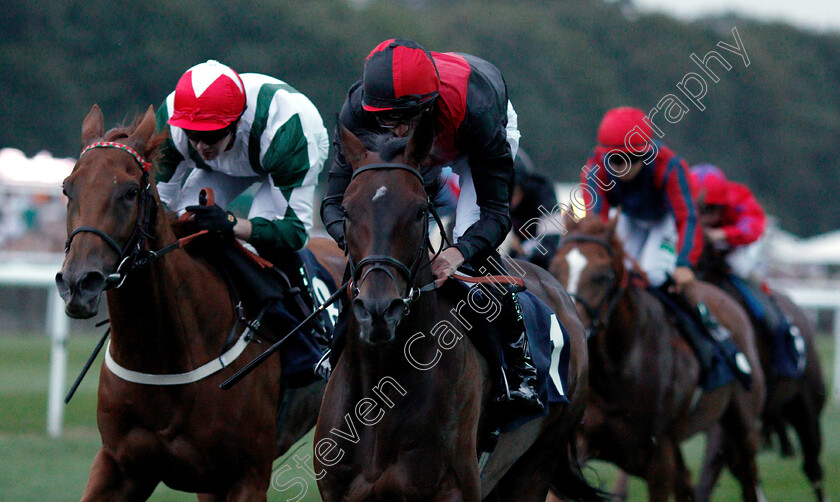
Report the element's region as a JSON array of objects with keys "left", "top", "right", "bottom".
[
  {"left": 79, "top": 271, "right": 107, "bottom": 296},
  {"left": 385, "top": 298, "right": 406, "bottom": 322},
  {"left": 353, "top": 298, "right": 373, "bottom": 323}
]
